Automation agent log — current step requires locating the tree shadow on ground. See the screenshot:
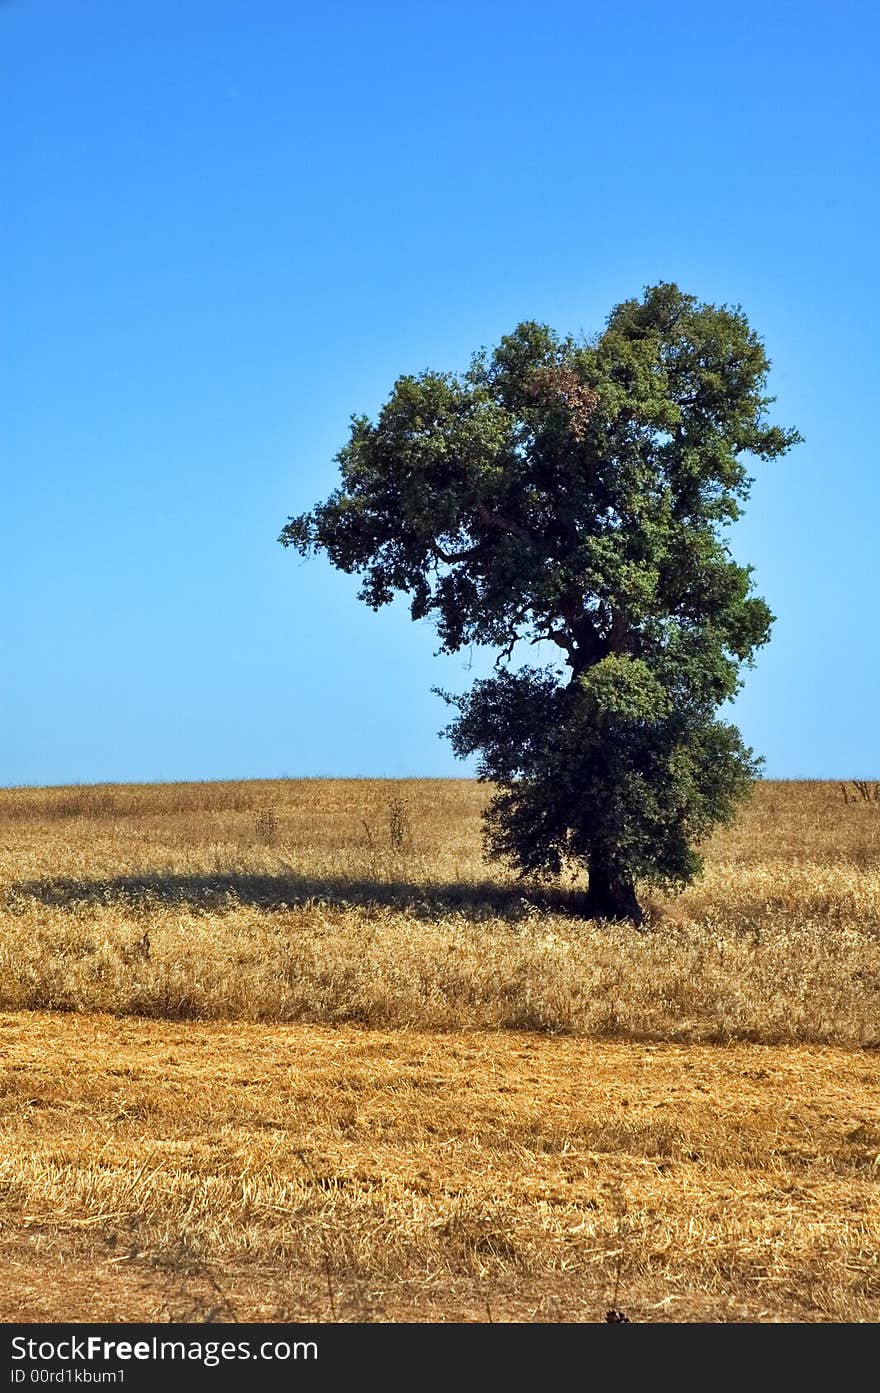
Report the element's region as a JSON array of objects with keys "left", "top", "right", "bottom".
[{"left": 7, "top": 870, "right": 595, "bottom": 922}]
